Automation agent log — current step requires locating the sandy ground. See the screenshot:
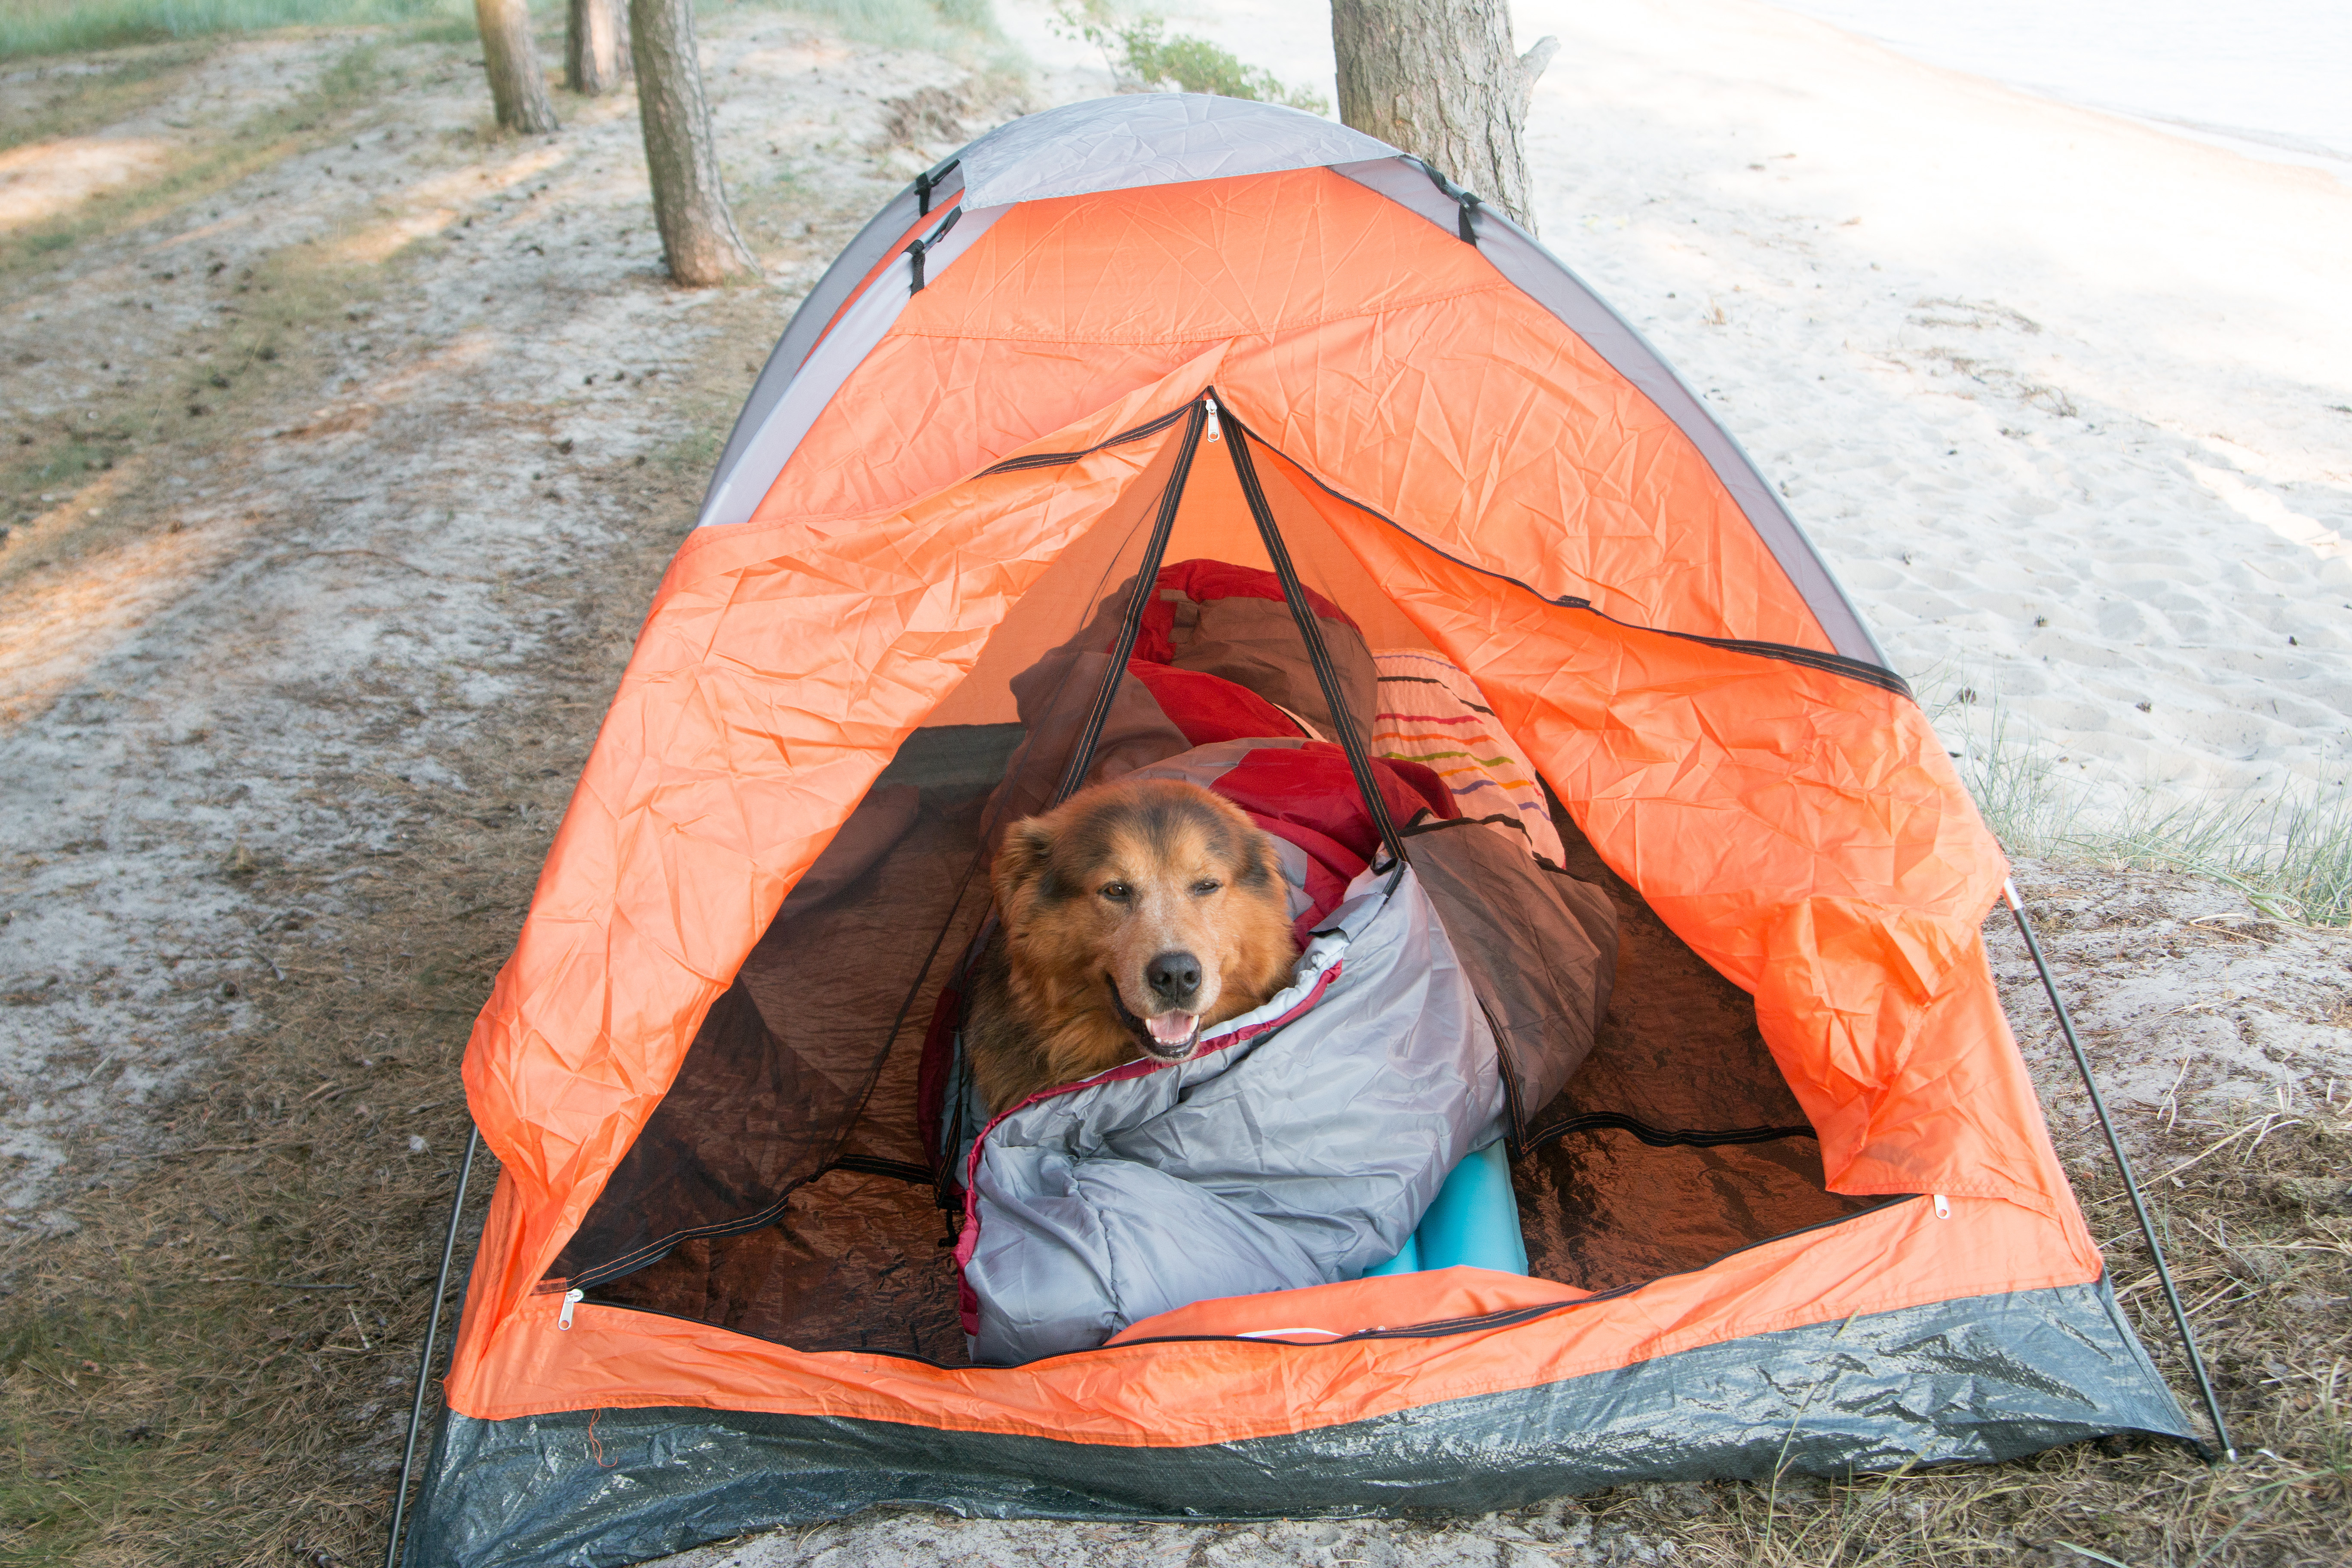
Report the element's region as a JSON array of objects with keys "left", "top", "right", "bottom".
[
  {"left": 0, "top": 1, "right": 2347, "bottom": 1564},
  {"left": 0, "top": 12, "right": 973, "bottom": 1215}
]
